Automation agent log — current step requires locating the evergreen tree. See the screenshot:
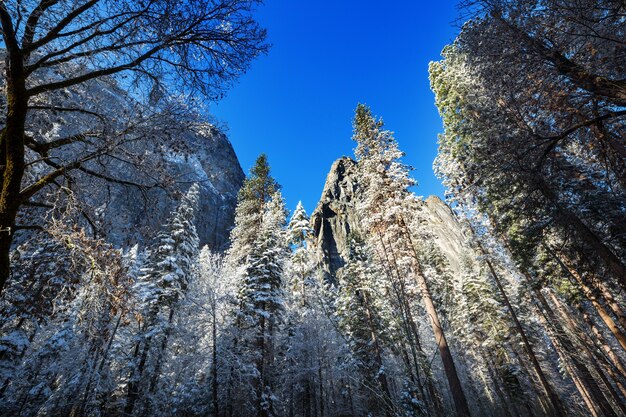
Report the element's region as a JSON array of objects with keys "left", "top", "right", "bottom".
[
  {"left": 280, "top": 202, "right": 327, "bottom": 417},
  {"left": 287, "top": 201, "right": 316, "bottom": 305},
  {"left": 236, "top": 191, "right": 289, "bottom": 417},
  {"left": 137, "top": 184, "right": 201, "bottom": 311},
  {"left": 125, "top": 184, "right": 201, "bottom": 416},
  {"left": 334, "top": 233, "right": 394, "bottom": 416},
  {"left": 225, "top": 155, "right": 287, "bottom": 417},
  {"left": 352, "top": 104, "right": 471, "bottom": 417},
  {"left": 430, "top": 30, "right": 626, "bottom": 415},
  {"left": 228, "top": 154, "right": 281, "bottom": 266}
]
